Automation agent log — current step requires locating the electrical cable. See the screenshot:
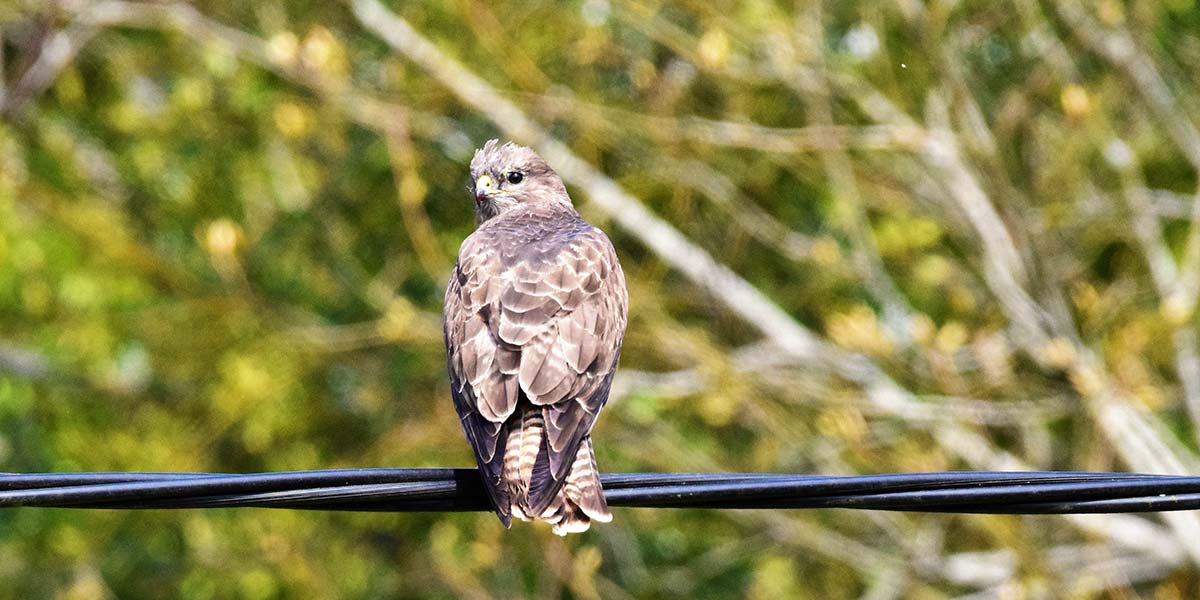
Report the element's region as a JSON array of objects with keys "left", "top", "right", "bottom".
[{"left": 2, "top": 469, "right": 1199, "bottom": 514}]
